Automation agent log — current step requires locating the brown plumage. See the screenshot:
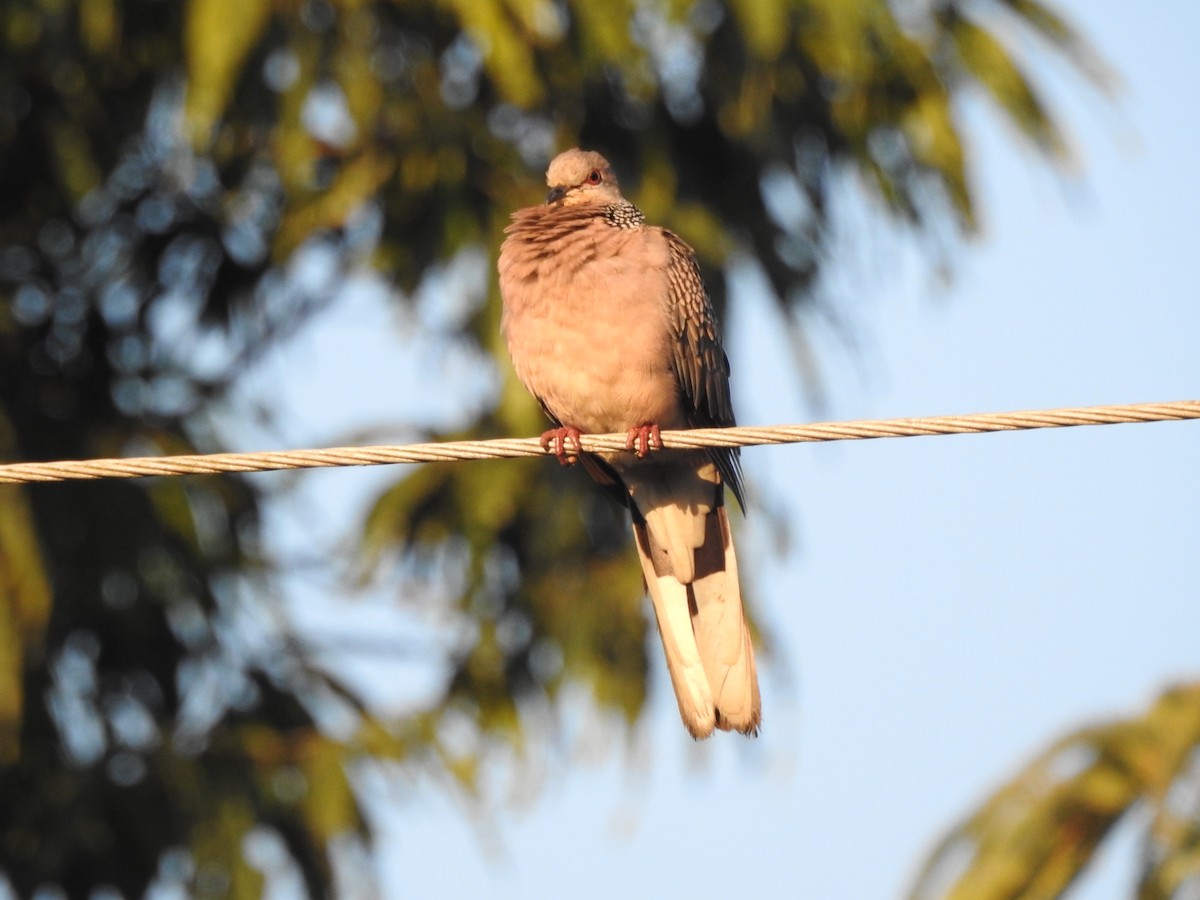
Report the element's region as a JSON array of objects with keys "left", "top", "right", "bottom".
[{"left": 497, "top": 148, "right": 760, "bottom": 738}]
